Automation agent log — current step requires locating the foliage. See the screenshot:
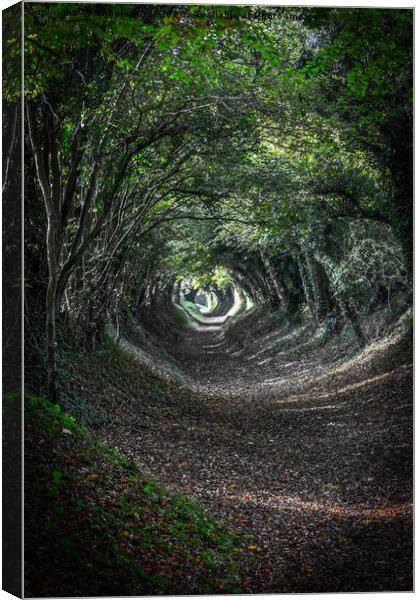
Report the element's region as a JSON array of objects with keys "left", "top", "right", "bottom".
[{"left": 24, "top": 4, "right": 412, "bottom": 386}]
